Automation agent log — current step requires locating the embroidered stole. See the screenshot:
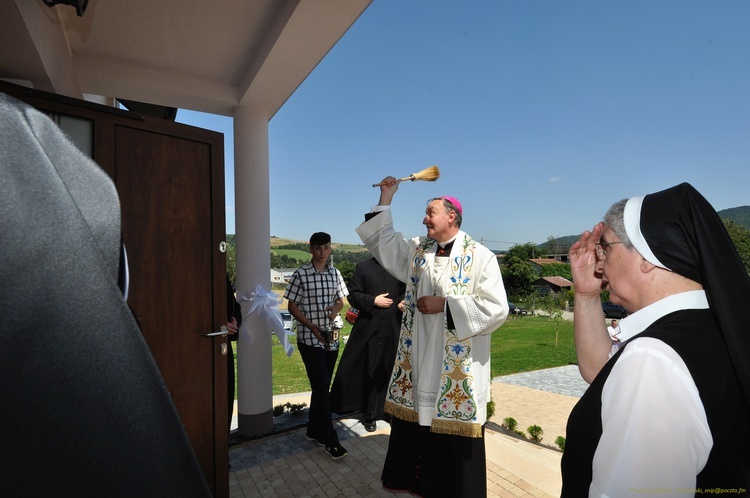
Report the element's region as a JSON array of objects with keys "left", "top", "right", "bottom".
[{"left": 385, "top": 234, "right": 483, "bottom": 438}]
